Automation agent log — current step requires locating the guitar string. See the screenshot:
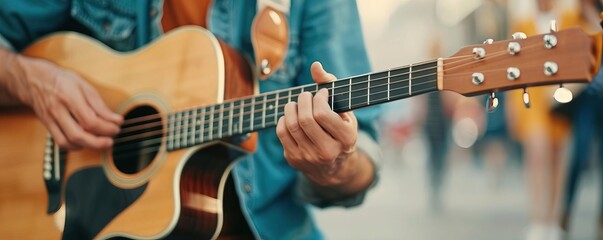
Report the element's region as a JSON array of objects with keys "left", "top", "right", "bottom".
[
  {"left": 110, "top": 45, "right": 543, "bottom": 153},
  {"left": 117, "top": 42, "right": 544, "bottom": 132},
  {"left": 115, "top": 43, "right": 539, "bottom": 137},
  {"left": 71, "top": 43, "right": 548, "bottom": 156},
  {"left": 118, "top": 57, "right": 464, "bottom": 126},
  {"left": 110, "top": 78, "right": 440, "bottom": 156},
  {"left": 112, "top": 54, "right": 547, "bottom": 156}
]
